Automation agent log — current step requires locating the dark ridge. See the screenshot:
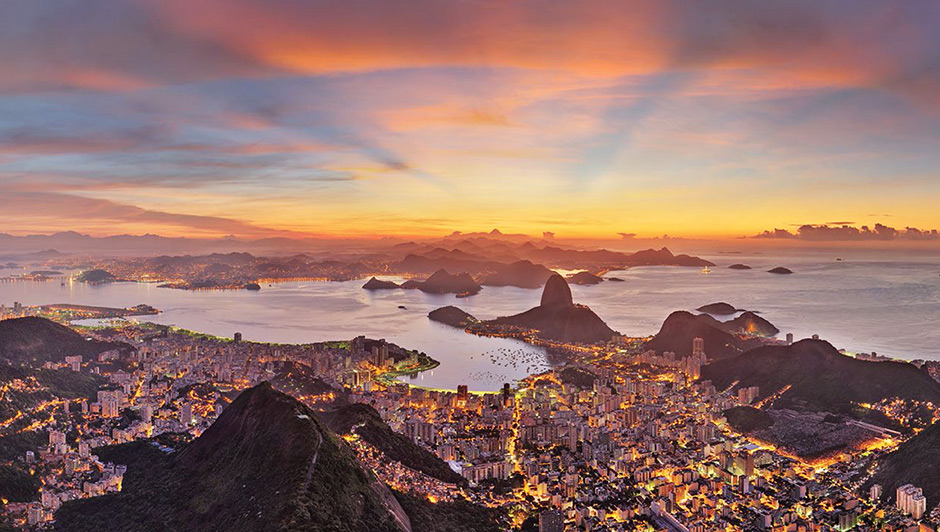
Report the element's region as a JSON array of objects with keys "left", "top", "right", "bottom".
[
  {"left": 55, "top": 383, "right": 409, "bottom": 532},
  {"left": 701, "top": 339, "right": 940, "bottom": 412},
  {"left": 0, "top": 317, "right": 131, "bottom": 365},
  {"left": 869, "top": 421, "right": 940, "bottom": 506},
  {"left": 318, "top": 403, "right": 466, "bottom": 485}
]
